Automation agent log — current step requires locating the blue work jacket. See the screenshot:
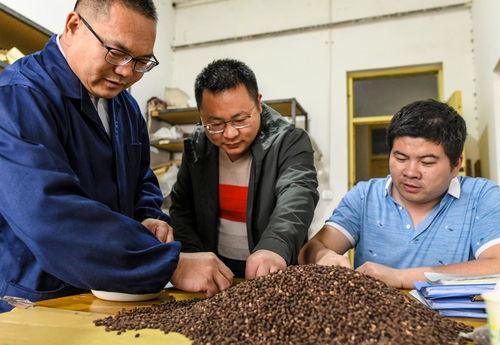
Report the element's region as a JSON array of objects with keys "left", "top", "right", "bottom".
[{"left": 0, "top": 36, "right": 180, "bottom": 312}]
